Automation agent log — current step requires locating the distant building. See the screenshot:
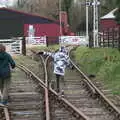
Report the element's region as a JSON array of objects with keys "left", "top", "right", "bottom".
[
  {"left": 0, "top": 7, "right": 62, "bottom": 38},
  {"left": 0, "top": 8, "right": 73, "bottom": 42},
  {"left": 100, "top": 8, "right": 119, "bottom": 30}
]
